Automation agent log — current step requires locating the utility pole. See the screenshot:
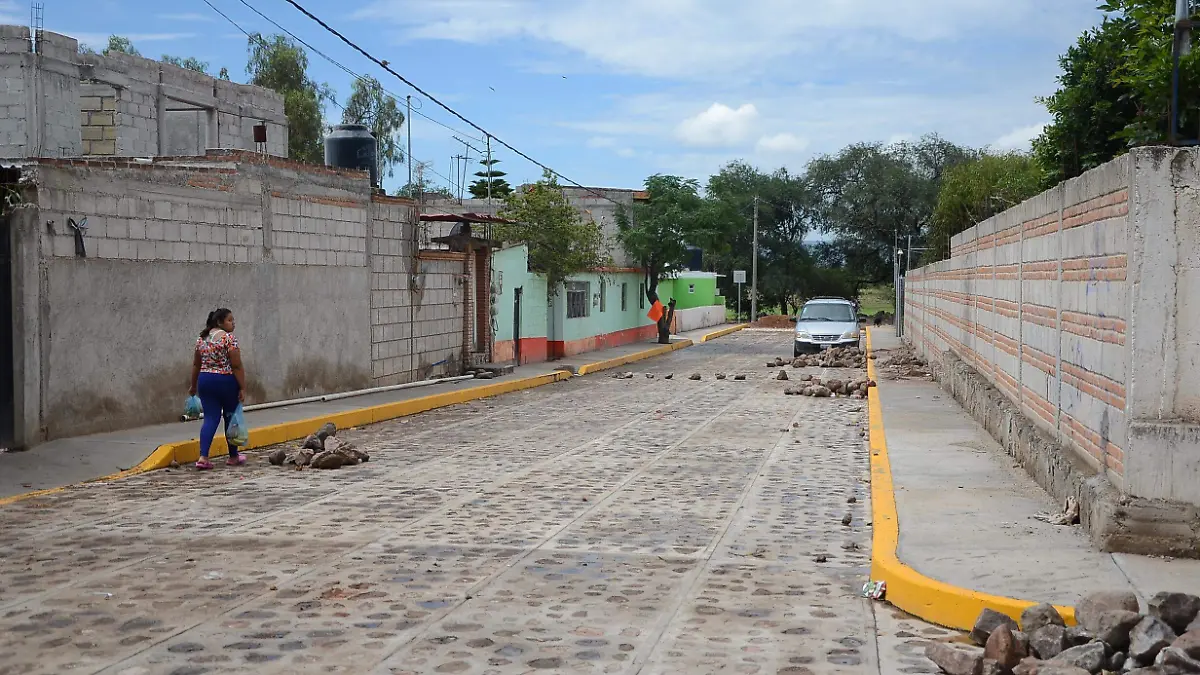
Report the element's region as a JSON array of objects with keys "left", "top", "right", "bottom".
[
  {"left": 751, "top": 195, "right": 759, "bottom": 323},
  {"left": 406, "top": 95, "right": 412, "bottom": 190},
  {"left": 485, "top": 134, "right": 493, "bottom": 213}
]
